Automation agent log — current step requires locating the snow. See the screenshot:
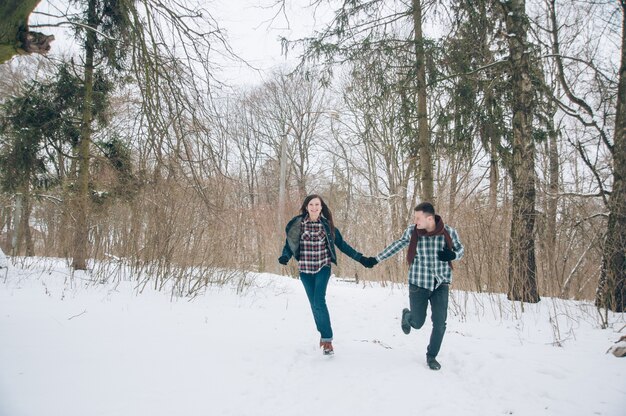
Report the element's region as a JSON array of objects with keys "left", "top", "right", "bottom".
[
  {"left": 0, "top": 248, "right": 7, "bottom": 269},
  {"left": 1, "top": 257, "right": 625, "bottom": 416}
]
